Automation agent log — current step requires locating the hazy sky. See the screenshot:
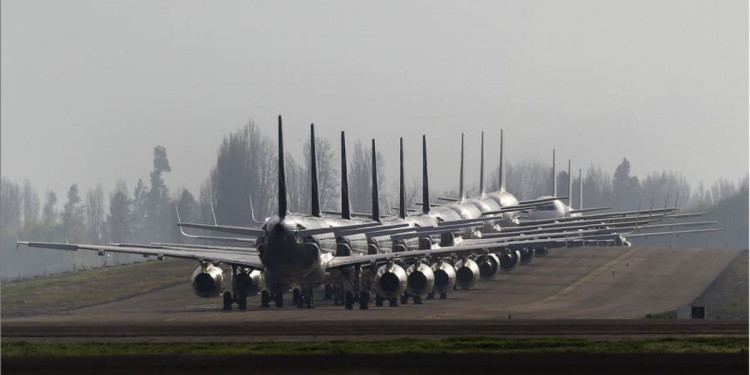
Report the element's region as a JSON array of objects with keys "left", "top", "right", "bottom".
[{"left": 2, "top": 0, "right": 747, "bottom": 201}]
